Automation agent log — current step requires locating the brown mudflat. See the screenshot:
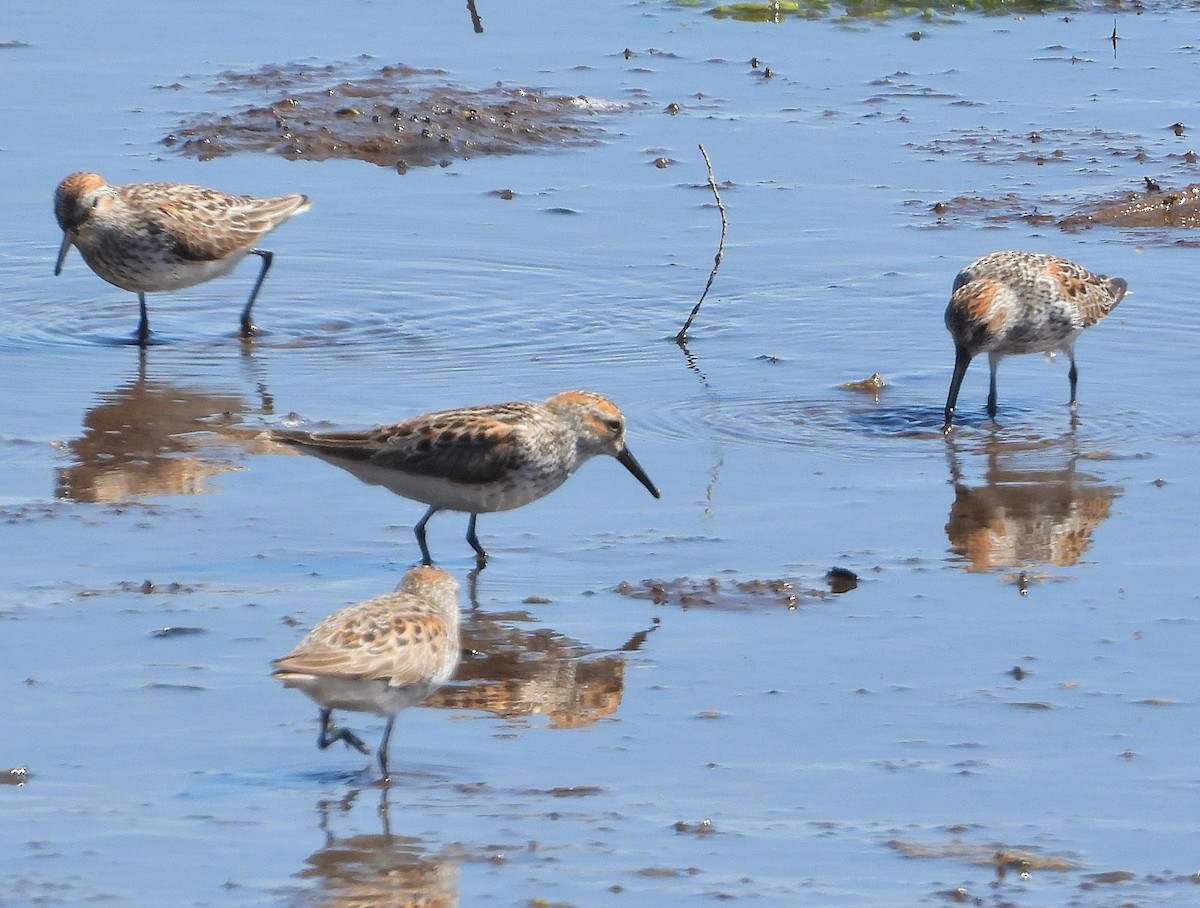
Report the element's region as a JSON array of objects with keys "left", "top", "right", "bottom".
[{"left": 165, "top": 62, "right": 613, "bottom": 171}]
